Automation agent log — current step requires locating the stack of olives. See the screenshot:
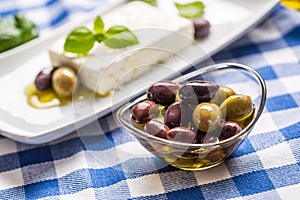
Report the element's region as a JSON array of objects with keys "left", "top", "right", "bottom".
[
  {"left": 131, "top": 80, "right": 254, "bottom": 144},
  {"left": 34, "top": 66, "right": 78, "bottom": 98}
]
